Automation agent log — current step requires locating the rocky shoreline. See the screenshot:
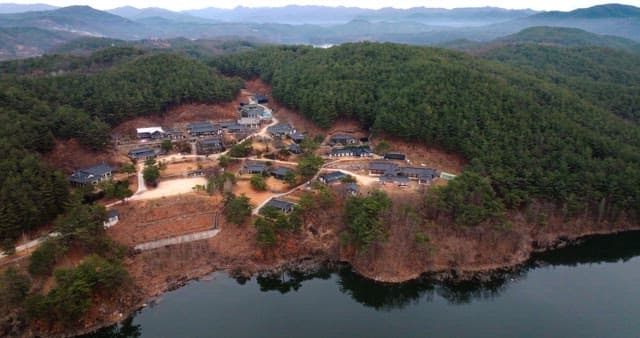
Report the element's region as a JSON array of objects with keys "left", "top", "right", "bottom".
[{"left": 29, "top": 226, "right": 640, "bottom": 337}]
